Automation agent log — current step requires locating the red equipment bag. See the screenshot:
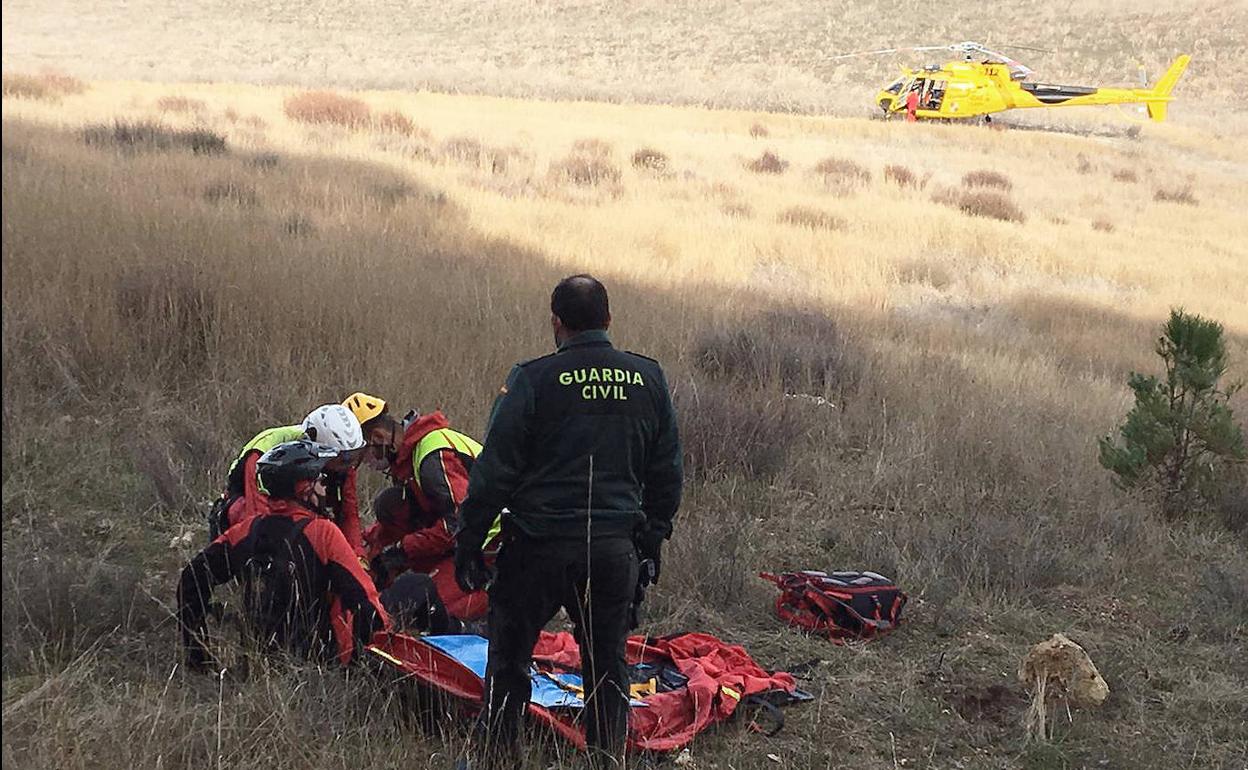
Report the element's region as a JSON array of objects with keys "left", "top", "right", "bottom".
[{"left": 760, "top": 570, "right": 907, "bottom": 642}]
